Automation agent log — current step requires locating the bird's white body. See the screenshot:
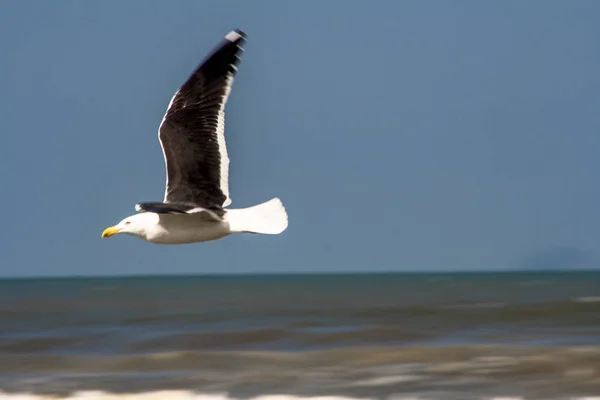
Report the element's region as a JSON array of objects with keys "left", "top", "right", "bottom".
[
  {"left": 106, "top": 198, "right": 287, "bottom": 245},
  {"left": 130, "top": 213, "right": 231, "bottom": 245}
]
